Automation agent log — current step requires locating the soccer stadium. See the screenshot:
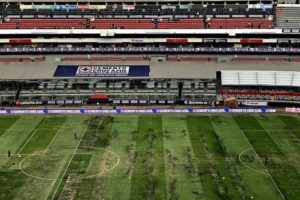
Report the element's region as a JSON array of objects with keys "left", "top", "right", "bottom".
[{"left": 1, "top": 0, "right": 300, "bottom": 200}]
